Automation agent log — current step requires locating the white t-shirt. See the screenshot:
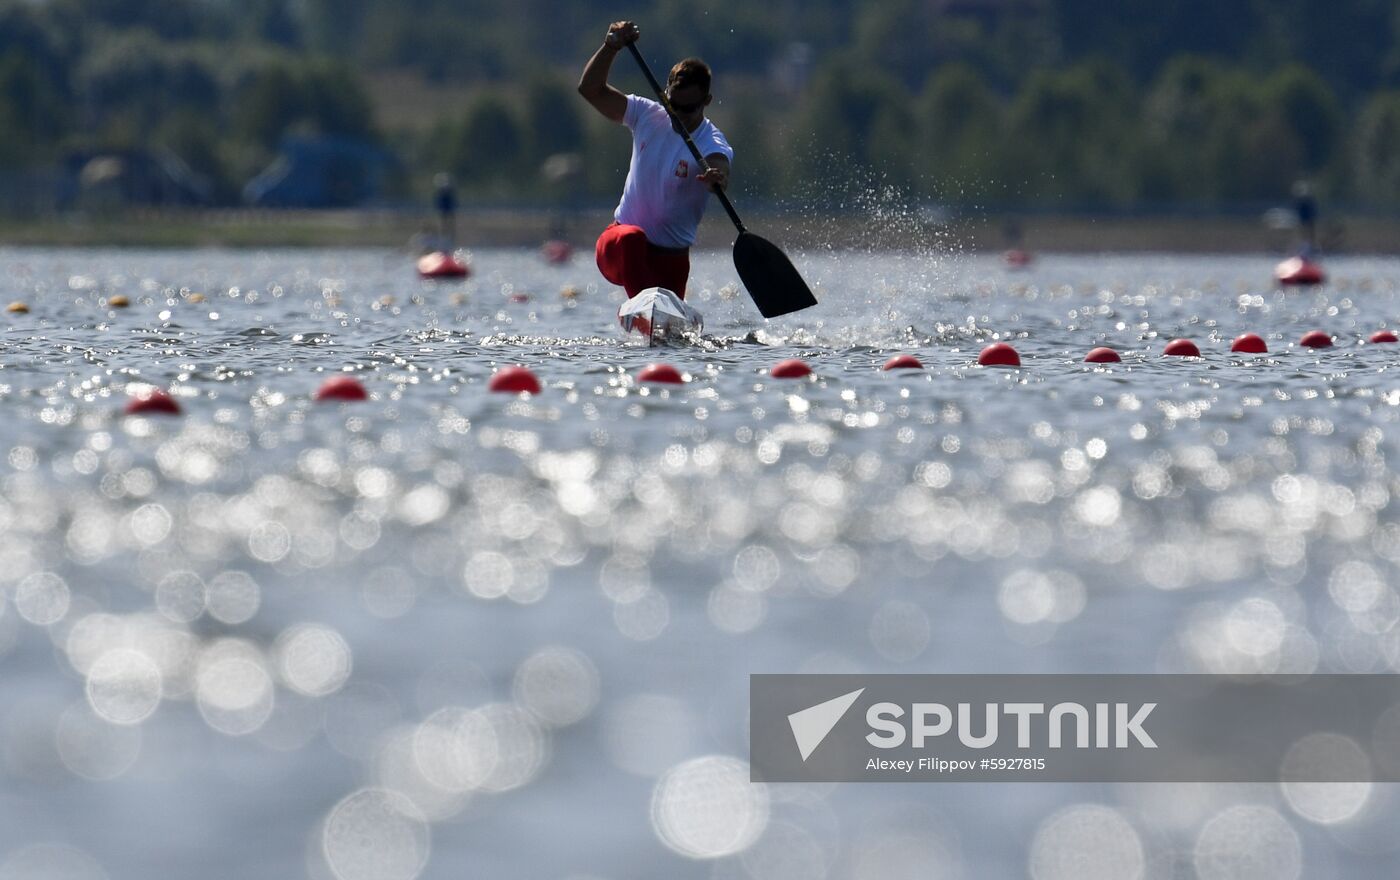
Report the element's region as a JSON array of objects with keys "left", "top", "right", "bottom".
[{"left": 614, "top": 95, "right": 734, "bottom": 249}]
